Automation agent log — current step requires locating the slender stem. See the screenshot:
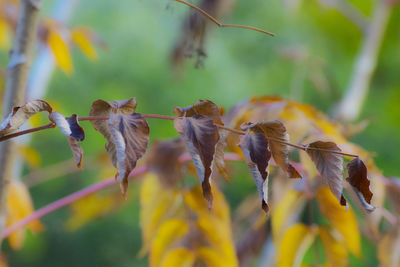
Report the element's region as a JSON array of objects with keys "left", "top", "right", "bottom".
[
  {"left": 0, "top": 113, "right": 358, "bottom": 157},
  {"left": 0, "top": 123, "right": 55, "bottom": 142},
  {"left": 2, "top": 153, "right": 242, "bottom": 238},
  {"left": 173, "top": 0, "right": 275, "bottom": 37}
]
